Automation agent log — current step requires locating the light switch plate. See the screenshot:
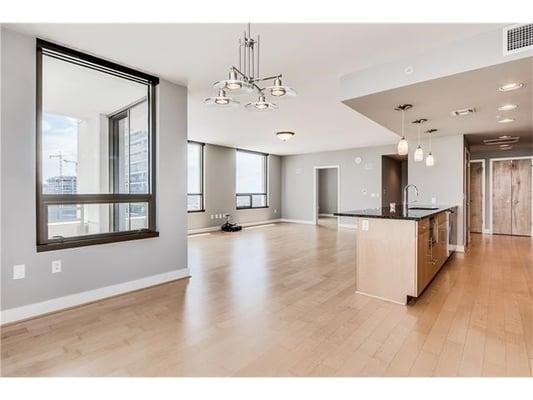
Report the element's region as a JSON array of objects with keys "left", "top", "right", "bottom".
[
  {"left": 13, "top": 264, "right": 25, "bottom": 280},
  {"left": 52, "top": 260, "right": 61, "bottom": 274}
]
